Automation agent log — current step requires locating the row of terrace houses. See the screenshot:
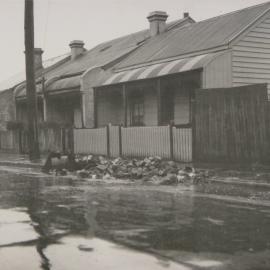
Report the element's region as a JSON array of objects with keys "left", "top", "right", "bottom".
[{"left": 0, "top": 2, "right": 270, "bottom": 161}]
